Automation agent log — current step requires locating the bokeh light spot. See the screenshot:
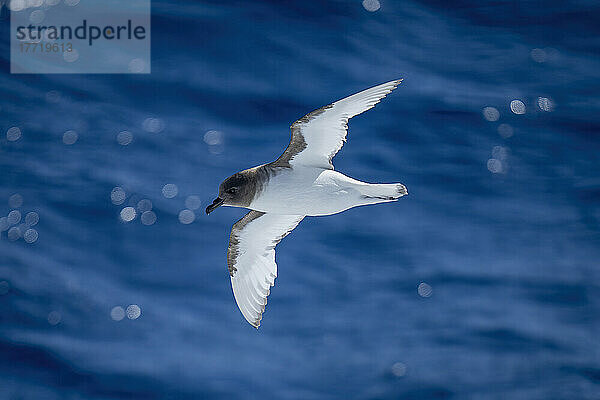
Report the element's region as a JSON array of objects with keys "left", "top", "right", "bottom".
[
  {"left": 117, "top": 130, "right": 133, "bottom": 145},
  {"left": 185, "top": 195, "right": 201, "bottom": 210},
  {"left": 417, "top": 282, "right": 432, "bottom": 297},
  {"left": 141, "top": 210, "right": 157, "bottom": 226},
  {"left": 111, "top": 187, "right": 126, "bottom": 205},
  {"left": 29, "top": 9, "right": 45, "bottom": 23},
  {"left": 120, "top": 207, "right": 136, "bottom": 222},
  {"left": 142, "top": 117, "right": 164, "bottom": 133},
  {"left": 204, "top": 130, "right": 223, "bottom": 146},
  {"left": 6, "top": 127, "right": 22, "bottom": 141},
  {"left": 8, "top": 0, "right": 26, "bottom": 12},
  {"left": 24, "top": 228, "right": 38, "bottom": 244},
  {"left": 362, "top": 0, "right": 381, "bottom": 12},
  {"left": 7, "top": 210, "right": 21, "bottom": 225},
  {"left": 487, "top": 158, "right": 503, "bottom": 174},
  {"left": 204, "top": 130, "right": 225, "bottom": 154},
  {"left": 482, "top": 106, "right": 500, "bottom": 122},
  {"left": 530, "top": 48, "right": 547, "bottom": 63},
  {"left": 136, "top": 199, "right": 152, "bottom": 212},
  {"left": 7, "top": 226, "right": 21, "bottom": 241},
  {"left": 25, "top": 212, "right": 39, "bottom": 226},
  {"left": 126, "top": 304, "right": 141, "bottom": 319},
  {"left": 537, "top": 97, "right": 554, "bottom": 112},
  {"left": 178, "top": 209, "right": 195, "bottom": 224},
  {"left": 110, "top": 306, "right": 125, "bottom": 321},
  {"left": 47, "top": 311, "right": 61, "bottom": 325},
  {"left": 510, "top": 100, "right": 526, "bottom": 114},
  {"left": 128, "top": 58, "right": 145, "bottom": 73},
  {"left": 63, "top": 48, "right": 79, "bottom": 62},
  {"left": 162, "top": 183, "right": 178, "bottom": 199},
  {"left": 62, "top": 130, "right": 78, "bottom": 145},
  {"left": 391, "top": 362, "right": 407, "bottom": 377}
]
